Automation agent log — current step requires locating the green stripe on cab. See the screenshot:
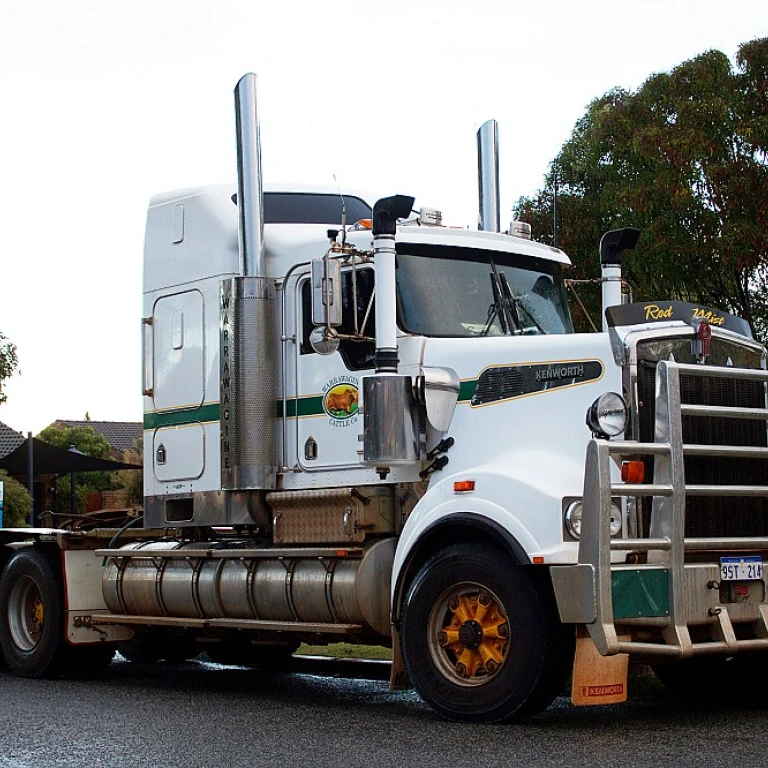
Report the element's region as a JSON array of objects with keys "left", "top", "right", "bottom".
[{"left": 144, "top": 403, "right": 221, "bottom": 430}]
